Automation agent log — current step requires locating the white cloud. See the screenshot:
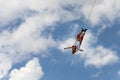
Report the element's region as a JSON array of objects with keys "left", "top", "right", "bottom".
[
  {"left": 0, "top": 0, "right": 59, "bottom": 79},
  {"left": 85, "top": 32, "right": 119, "bottom": 68},
  {"left": 96, "top": 24, "right": 107, "bottom": 36},
  {"left": 0, "top": 0, "right": 119, "bottom": 26},
  {"left": 0, "top": 13, "right": 57, "bottom": 79},
  {"left": 59, "top": 38, "right": 75, "bottom": 52},
  {"left": 82, "top": 31, "right": 118, "bottom": 68},
  {"left": 0, "top": 12, "right": 58, "bottom": 53},
  {"left": 0, "top": 0, "right": 60, "bottom": 25},
  {"left": 0, "top": 54, "right": 12, "bottom": 79},
  {"left": 82, "top": 0, "right": 120, "bottom": 25},
  {"left": 84, "top": 46, "right": 118, "bottom": 68},
  {"left": 9, "top": 57, "right": 43, "bottom": 80},
  {"left": 10, "top": 14, "right": 57, "bottom": 54}
]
